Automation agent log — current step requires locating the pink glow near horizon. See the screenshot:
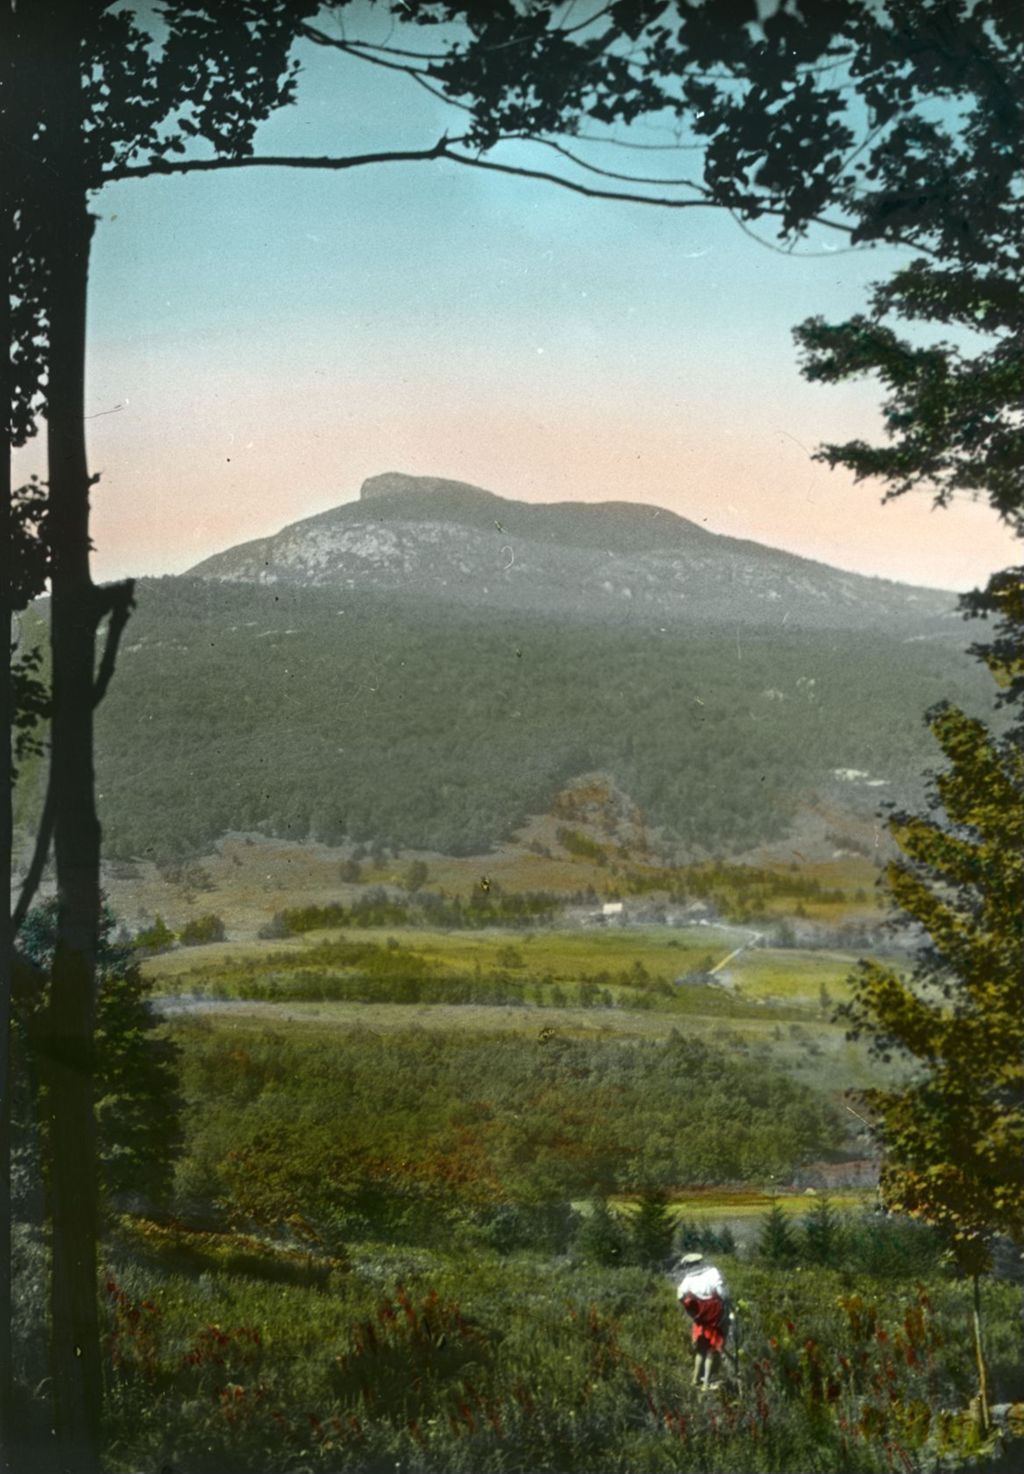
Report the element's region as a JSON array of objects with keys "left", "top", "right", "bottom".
[{"left": 66, "top": 385, "right": 1017, "bottom": 592}]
